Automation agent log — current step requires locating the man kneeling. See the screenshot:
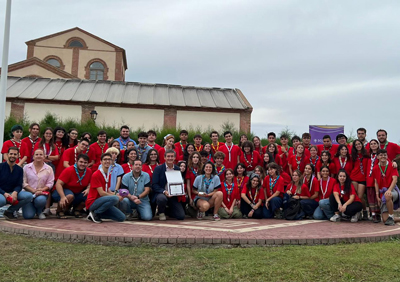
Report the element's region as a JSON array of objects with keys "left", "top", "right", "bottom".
[
  {"left": 120, "top": 159, "right": 152, "bottom": 221},
  {"left": 86, "top": 153, "right": 126, "bottom": 223}
]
